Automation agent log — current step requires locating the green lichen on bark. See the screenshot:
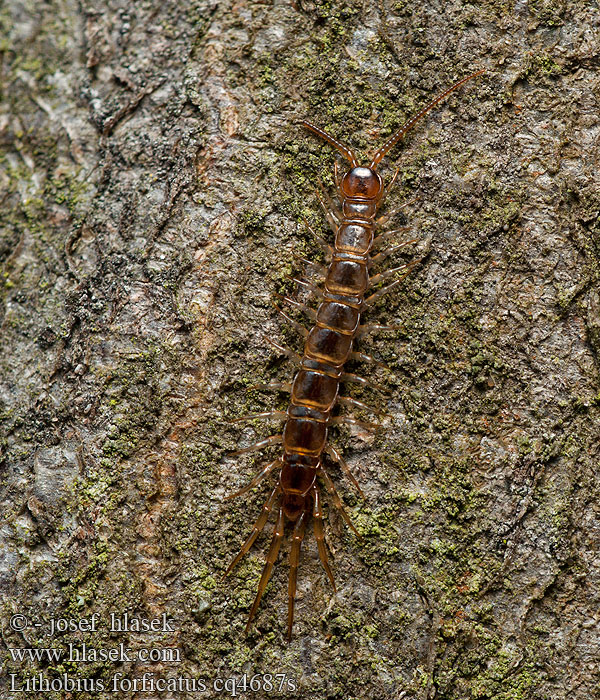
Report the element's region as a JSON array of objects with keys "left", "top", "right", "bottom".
[{"left": 1, "top": 0, "right": 599, "bottom": 698}]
